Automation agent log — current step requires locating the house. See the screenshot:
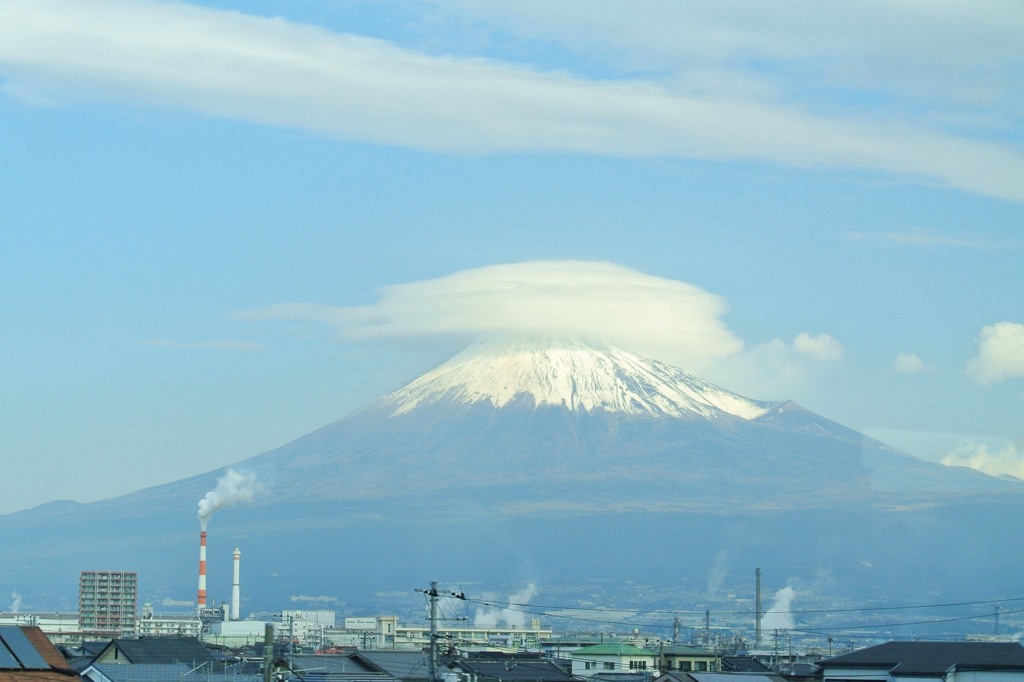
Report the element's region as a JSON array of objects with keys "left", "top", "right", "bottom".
[
  {"left": 354, "top": 651, "right": 430, "bottom": 682},
  {"left": 446, "top": 654, "right": 573, "bottom": 682},
  {"left": 720, "top": 658, "right": 771, "bottom": 674},
  {"left": 0, "top": 626, "right": 82, "bottom": 682},
  {"left": 572, "top": 643, "right": 660, "bottom": 678},
  {"left": 818, "top": 641, "right": 1024, "bottom": 682},
  {"left": 659, "top": 646, "right": 720, "bottom": 673},
  {"left": 88, "top": 637, "right": 216, "bottom": 667},
  {"left": 653, "top": 671, "right": 787, "bottom": 682},
  {"left": 283, "top": 653, "right": 394, "bottom": 682},
  {"left": 83, "top": 663, "right": 260, "bottom": 682}
]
